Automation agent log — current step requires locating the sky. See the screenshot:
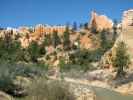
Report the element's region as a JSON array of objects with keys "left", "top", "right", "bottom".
[{"left": 0, "top": 0, "right": 133, "bottom": 28}]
